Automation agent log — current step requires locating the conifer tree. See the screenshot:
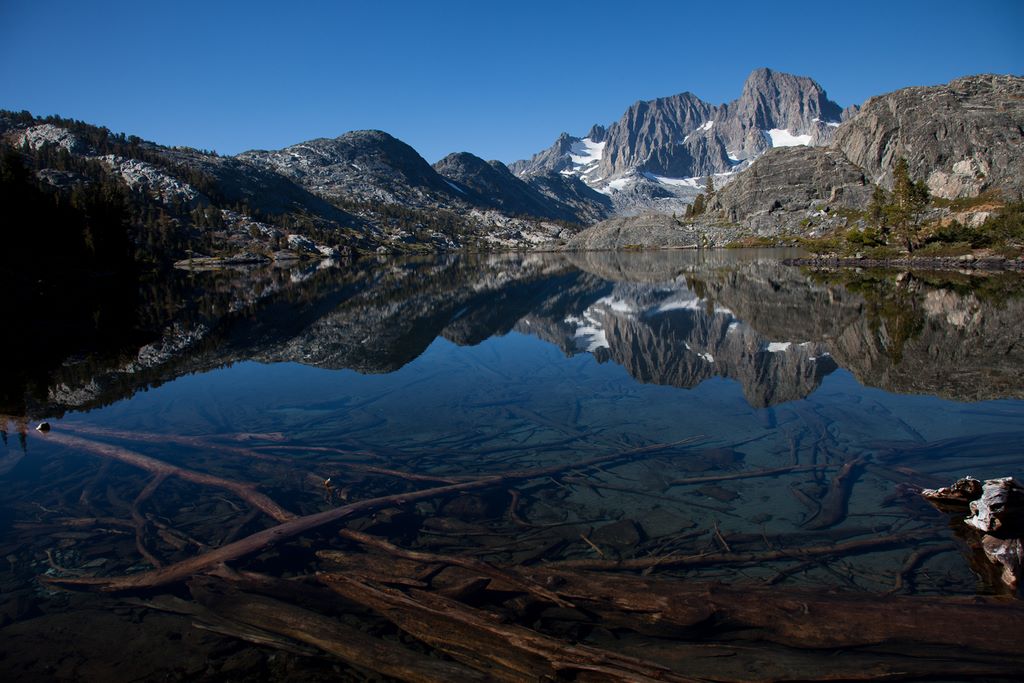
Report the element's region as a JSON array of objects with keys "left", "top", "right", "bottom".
[{"left": 889, "top": 158, "right": 930, "bottom": 253}]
